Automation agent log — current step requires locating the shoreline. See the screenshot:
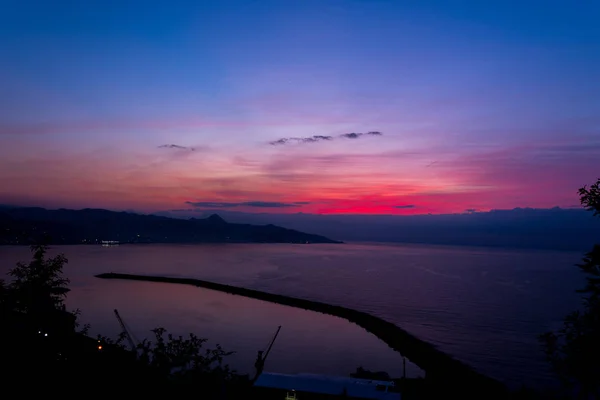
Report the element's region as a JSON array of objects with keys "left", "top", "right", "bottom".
[
  {"left": 96, "top": 272, "right": 508, "bottom": 397},
  {"left": 0, "top": 241, "right": 344, "bottom": 246}
]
